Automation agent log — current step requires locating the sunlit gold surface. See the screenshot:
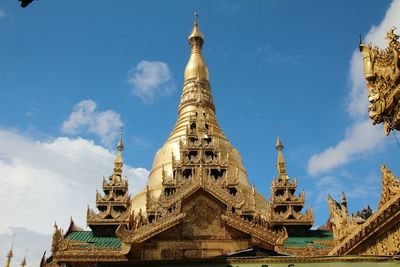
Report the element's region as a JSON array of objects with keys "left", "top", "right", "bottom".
[
  {"left": 329, "top": 165, "right": 400, "bottom": 256},
  {"left": 268, "top": 136, "right": 313, "bottom": 231},
  {"left": 360, "top": 27, "right": 400, "bottom": 135},
  {"left": 140, "top": 15, "right": 251, "bottom": 210},
  {"left": 40, "top": 16, "right": 400, "bottom": 267},
  {"left": 184, "top": 14, "right": 209, "bottom": 81}
]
